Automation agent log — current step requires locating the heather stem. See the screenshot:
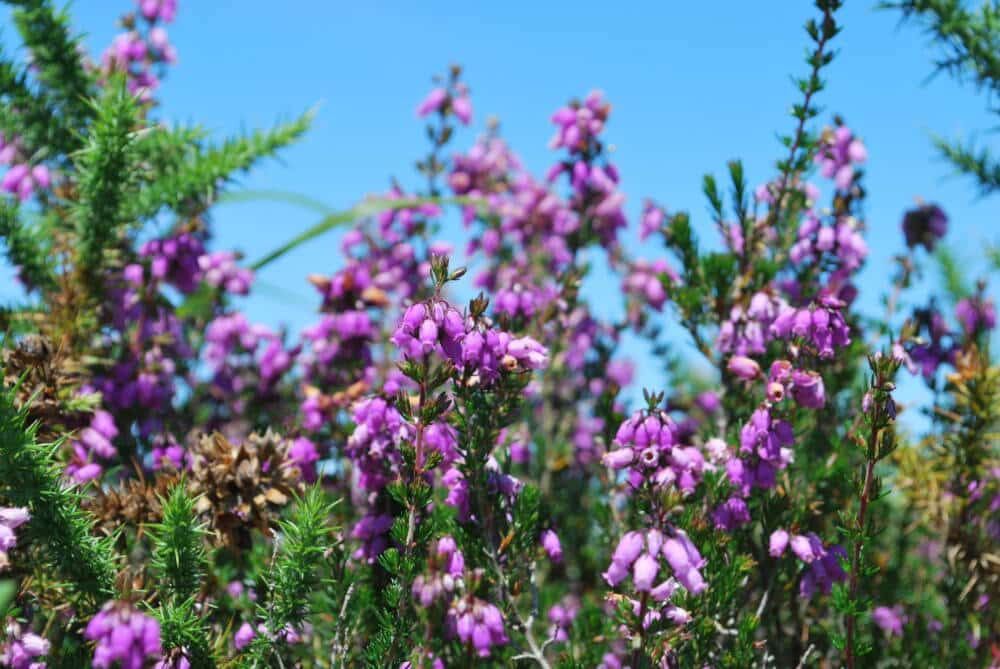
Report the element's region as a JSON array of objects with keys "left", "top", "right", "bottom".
[
  {"left": 844, "top": 455, "right": 877, "bottom": 669},
  {"left": 490, "top": 553, "right": 552, "bottom": 669},
  {"left": 403, "top": 360, "right": 429, "bottom": 552}
]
